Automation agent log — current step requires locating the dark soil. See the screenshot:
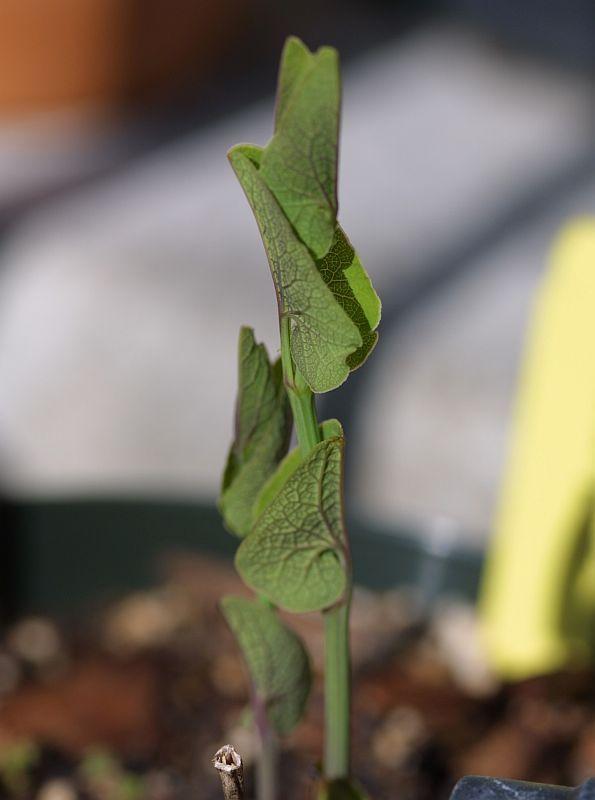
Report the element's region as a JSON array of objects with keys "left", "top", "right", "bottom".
[{"left": 0, "top": 555, "right": 593, "bottom": 800}]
